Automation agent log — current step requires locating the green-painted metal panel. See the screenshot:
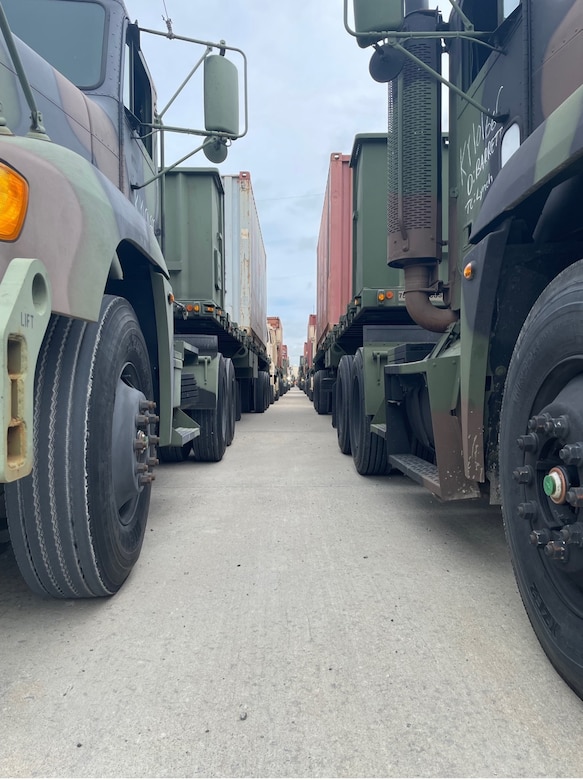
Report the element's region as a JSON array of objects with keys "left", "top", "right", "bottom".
[
  {"left": 350, "top": 133, "right": 404, "bottom": 296},
  {"left": 163, "top": 168, "right": 225, "bottom": 307}
]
